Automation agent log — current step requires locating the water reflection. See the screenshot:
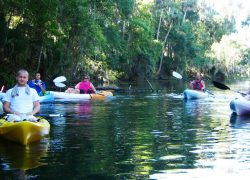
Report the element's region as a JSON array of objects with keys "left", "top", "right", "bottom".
[
  {"left": 183, "top": 99, "right": 206, "bottom": 117},
  {"left": 0, "top": 139, "right": 49, "bottom": 170},
  {"left": 1, "top": 80, "right": 250, "bottom": 179}
]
